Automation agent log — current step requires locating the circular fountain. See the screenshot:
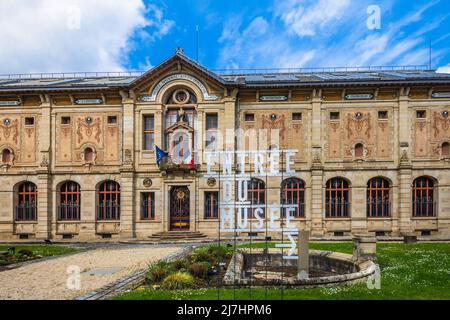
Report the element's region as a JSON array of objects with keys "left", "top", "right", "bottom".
[{"left": 223, "top": 237, "right": 379, "bottom": 288}]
